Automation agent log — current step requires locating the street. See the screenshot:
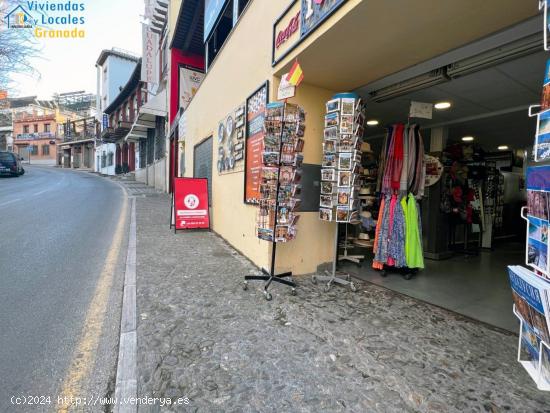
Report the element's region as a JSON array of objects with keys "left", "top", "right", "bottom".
[{"left": 0, "top": 166, "right": 127, "bottom": 412}]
